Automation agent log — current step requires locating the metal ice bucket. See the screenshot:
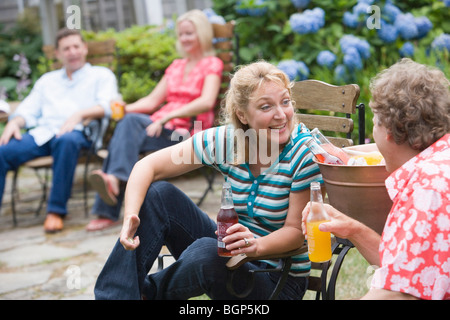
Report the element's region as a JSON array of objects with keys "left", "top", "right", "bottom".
[{"left": 315, "top": 144, "right": 393, "bottom": 235}]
